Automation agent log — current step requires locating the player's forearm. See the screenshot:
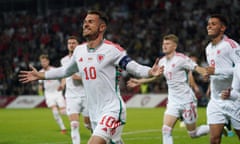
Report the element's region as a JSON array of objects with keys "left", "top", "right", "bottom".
[
  {"left": 37, "top": 72, "right": 46, "bottom": 79},
  {"left": 126, "top": 61, "right": 151, "bottom": 78},
  {"left": 139, "top": 77, "right": 158, "bottom": 84},
  {"left": 45, "top": 67, "right": 73, "bottom": 79}
]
